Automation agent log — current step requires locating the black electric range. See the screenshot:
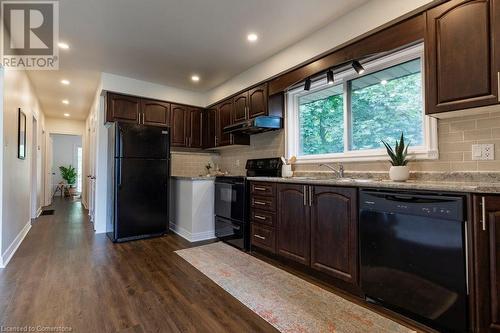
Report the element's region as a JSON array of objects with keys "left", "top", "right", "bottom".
[{"left": 214, "top": 158, "right": 282, "bottom": 251}]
